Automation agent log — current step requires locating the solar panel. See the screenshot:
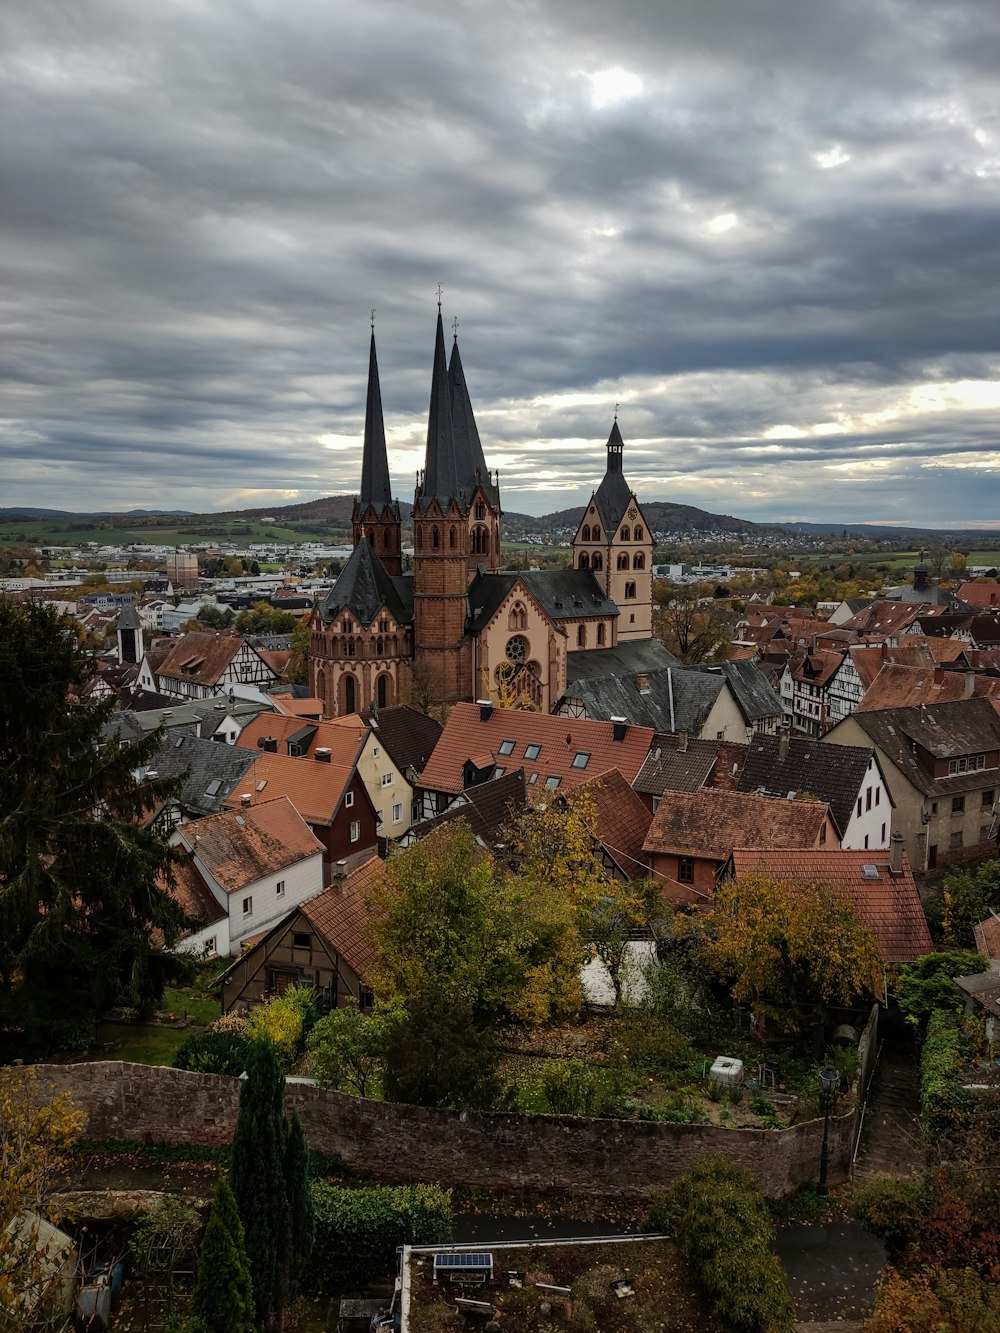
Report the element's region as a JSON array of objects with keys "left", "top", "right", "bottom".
[{"left": 433, "top": 1253, "right": 493, "bottom": 1274}]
